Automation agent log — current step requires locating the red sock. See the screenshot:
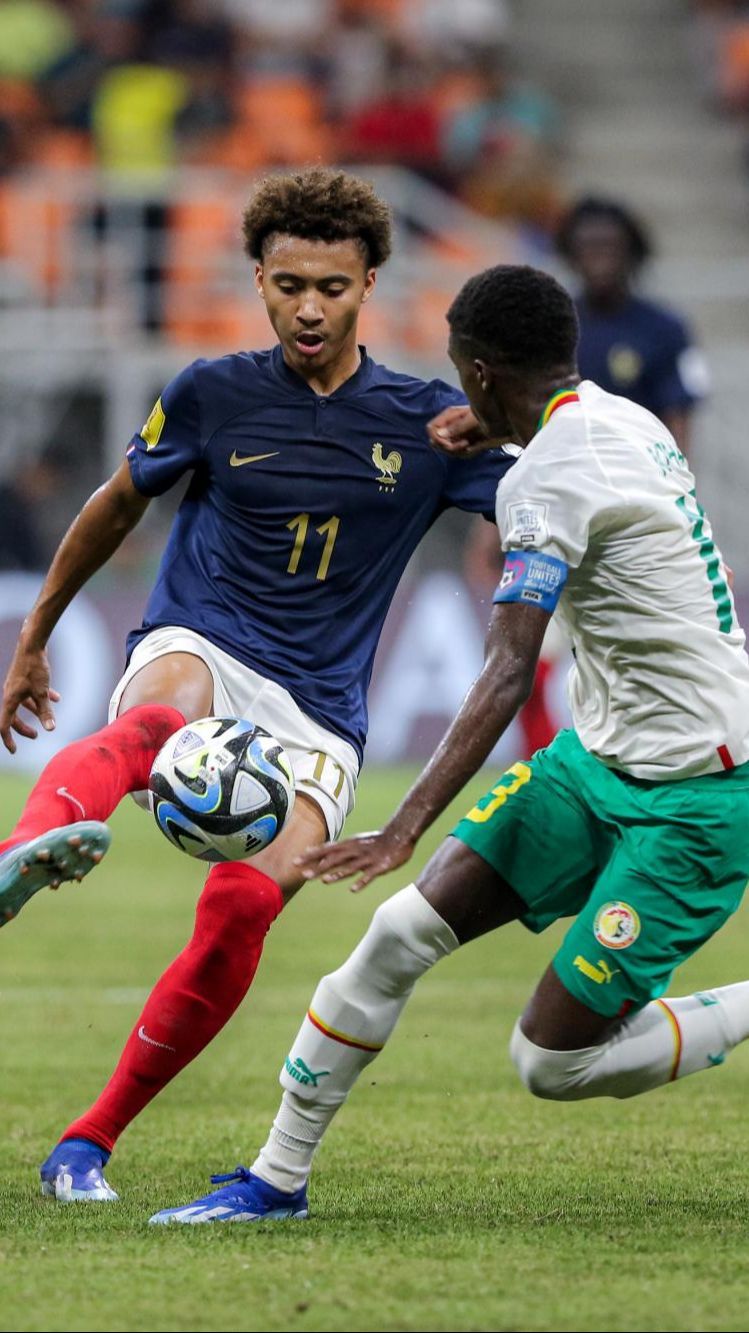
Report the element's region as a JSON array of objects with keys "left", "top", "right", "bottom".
[
  {"left": 0, "top": 704, "right": 185, "bottom": 855},
  {"left": 62, "top": 861, "right": 284, "bottom": 1153}
]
